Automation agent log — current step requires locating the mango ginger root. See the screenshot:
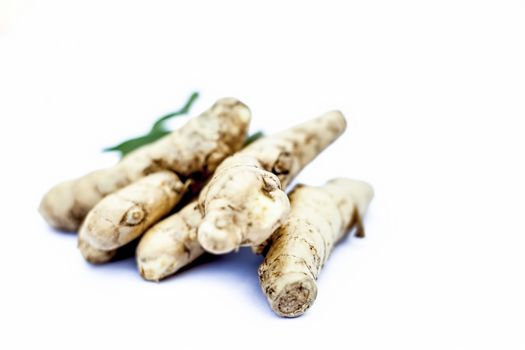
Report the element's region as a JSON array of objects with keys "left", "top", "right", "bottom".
[
  {"left": 136, "top": 200, "right": 204, "bottom": 281},
  {"left": 39, "top": 98, "right": 251, "bottom": 232},
  {"left": 76, "top": 99, "right": 250, "bottom": 263},
  {"left": 135, "top": 111, "right": 346, "bottom": 280},
  {"left": 197, "top": 111, "right": 347, "bottom": 254},
  {"left": 79, "top": 171, "right": 187, "bottom": 253},
  {"left": 258, "top": 178, "right": 374, "bottom": 317}
]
